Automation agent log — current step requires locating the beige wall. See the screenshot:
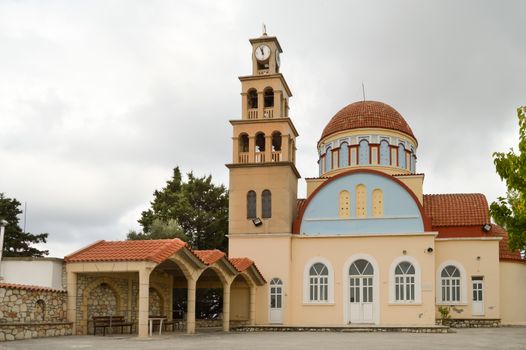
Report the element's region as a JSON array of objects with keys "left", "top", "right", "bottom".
[
  {"left": 434, "top": 239, "right": 500, "bottom": 319},
  {"left": 500, "top": 261, "right": 526, "bottom": 325},
  {"left": 228, "top": 165, "right": 297, "bottom": 235}
]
